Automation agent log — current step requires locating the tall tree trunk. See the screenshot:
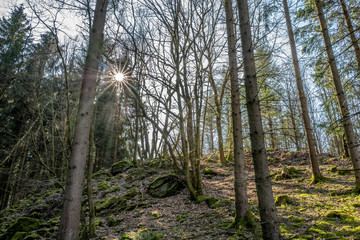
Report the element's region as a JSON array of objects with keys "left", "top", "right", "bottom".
[
  {"left": 267, "top": 107, "right": 276, "bottom": 150},
  {"left": 314, "top": 0, "right": 360, "bottom": 190},
  {"left": 87, "top": 117, "right": 96, "bottom": 238},
  {"left": 287, "top": 93, "right": 301, "bottom": 151},
  {"left": 209, "top": 122, "right": 214, "bottom": 153},
  {"left": 10, "top": 140, "right": 28, "bottom": 206},
  {"left": 340, "top": 0, "right": 360, "bottom": 71},
  {"left": 283, "top": 0, "right": 322, "bottom": 181},
  {"left": 223, "top": 0, "right": 249, "bottom": 224},
  {"left": 57, "top": 0, "right": 109, "bottom": 239},
  {"left": 201, "top": 83, "right": 210, "bottom": 156},
  {"left": 235, "top": 0, "right": 281, "bottom": 238},
  {"left": 132, "top": 104, "right": 140, "bottom": 167},
  {"left": 113, "top": 93, "right": 121, "bottom": 164},
  {"left": 208, "top": 53, "right": 226, "bottom": 164}
]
